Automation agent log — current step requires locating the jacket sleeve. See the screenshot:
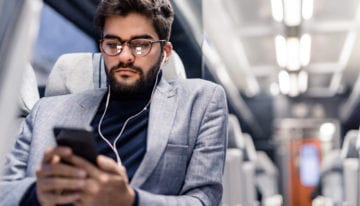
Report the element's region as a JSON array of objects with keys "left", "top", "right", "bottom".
[
  {"left": 137, "top": 85, "right": 228, "bottom": 206},
  {"left": 0, "top": 101, "right": 41, "bottom": 206}
]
